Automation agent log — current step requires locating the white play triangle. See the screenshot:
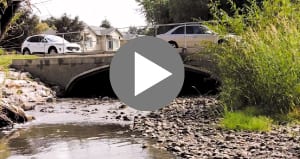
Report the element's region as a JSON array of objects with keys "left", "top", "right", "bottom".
[{"left": 134, "top": 52, "right": 172, "bottom": 96}]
